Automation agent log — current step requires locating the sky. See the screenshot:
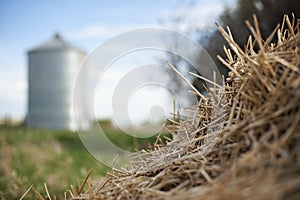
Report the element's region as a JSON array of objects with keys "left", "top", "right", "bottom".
[{"left": 0, "top": 0, "right": 234, "bottom": 124}]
